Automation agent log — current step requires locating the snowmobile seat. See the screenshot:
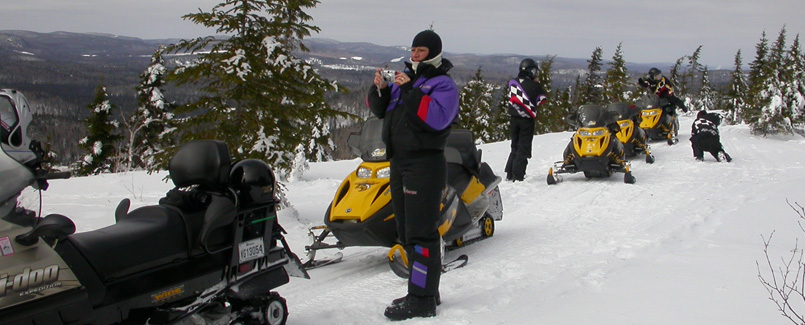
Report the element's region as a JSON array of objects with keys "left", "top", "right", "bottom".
[
  {"left": 65, "top": 205, "right": 190, "bottom": 281},
  {"left": 445, "top": 129, "right": 481, "bottom": 175}
]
